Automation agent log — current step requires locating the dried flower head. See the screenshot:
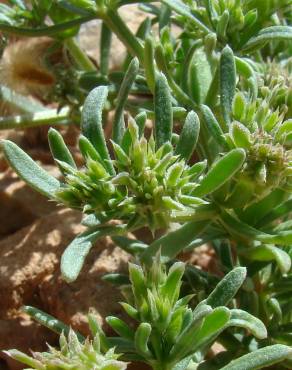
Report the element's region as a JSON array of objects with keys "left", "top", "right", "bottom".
[{"left": 0, "top": 38, "right": 55, "bottom": 97}]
